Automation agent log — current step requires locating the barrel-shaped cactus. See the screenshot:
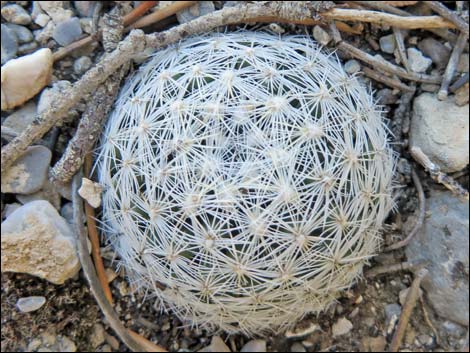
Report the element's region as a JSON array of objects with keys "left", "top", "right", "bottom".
[{"left": 96, "top": 31, "right": 396, "bottom": 334}]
